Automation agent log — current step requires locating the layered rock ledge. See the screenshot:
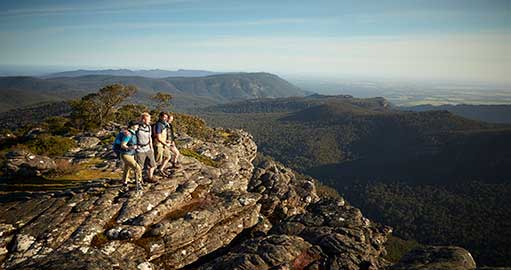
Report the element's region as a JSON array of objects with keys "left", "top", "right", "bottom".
[{"left": 0, "top": 128, "right": 478, "bottom": 270}]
